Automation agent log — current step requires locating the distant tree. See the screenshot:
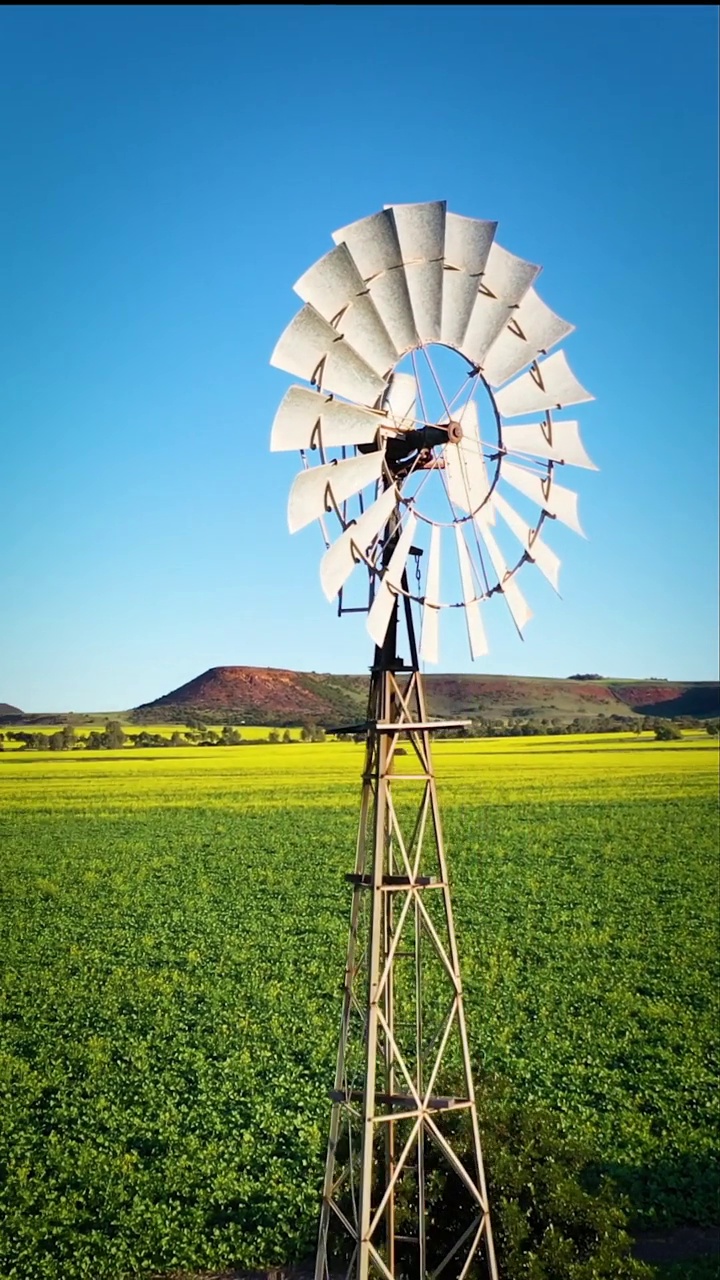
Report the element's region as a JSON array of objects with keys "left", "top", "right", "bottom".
[
  {"left": 105, "top": 720, "right": 125, "bottom": 749},
  {"left": 0, "top": 732, "right": 4, "bottom": 742},
  {"left": 61, "top": 723, "right": 76, "bottom": 751},
  {"left": 654, "top": 723, "right": 682, "bottom": 742},
  {"left": 86, "top": 731, "right": 104, "bottom": 750},
  {"left": 313, "top": 726, "right": 326, "bottom": 743},
  {"left": 300, "top": 725, "right": 312, "bottom": 742},
  {"left": 221, "top": 725, "right": 242, "bottom": 746},
  {"left": 706, "top": 721, "right": 719, "bottom": 737},
  {"left": 170, "top": 731, "right": 185, "bottom": 747},
  {"left": 282, "top": 729, "right": 292, "bottom": 743},
  {"left": 268, "top": 729, "right": 280, "bottom": 744}
]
